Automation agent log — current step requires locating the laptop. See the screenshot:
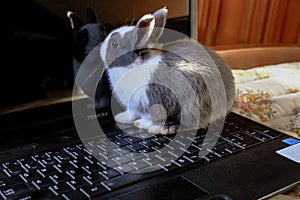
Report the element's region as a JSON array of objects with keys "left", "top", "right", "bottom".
[{"left": 1, "top": 0, "right": 300, "bottom": 200}]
